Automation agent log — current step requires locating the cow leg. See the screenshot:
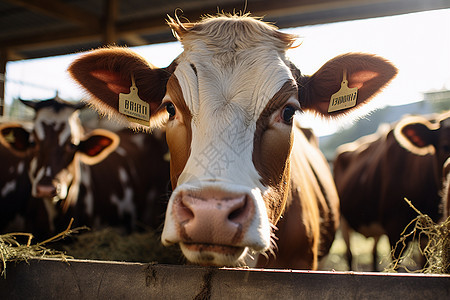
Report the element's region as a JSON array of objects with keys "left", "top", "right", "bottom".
[
  {"left": 372, "top": 235, "right": 380, "bottom": 271},
  {"left": 341, "top": 218, "right": 353, "bottom": 270}
]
